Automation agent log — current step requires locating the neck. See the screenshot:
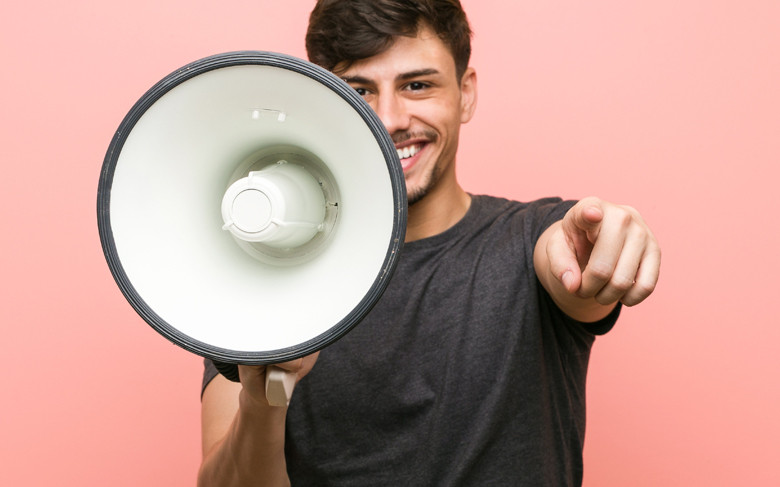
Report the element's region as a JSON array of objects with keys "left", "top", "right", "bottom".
[{"left": 404, "top": 165, "right": 471, "bottom": 242}]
